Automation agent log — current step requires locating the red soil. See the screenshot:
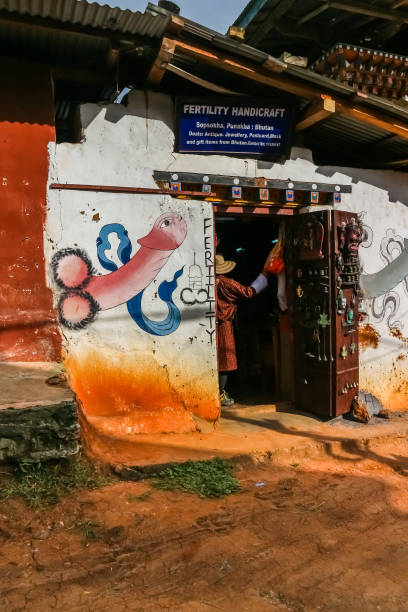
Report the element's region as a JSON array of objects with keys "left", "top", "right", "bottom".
[{"left": 1, "top": 438, "right": 408, "bottom": 611}]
